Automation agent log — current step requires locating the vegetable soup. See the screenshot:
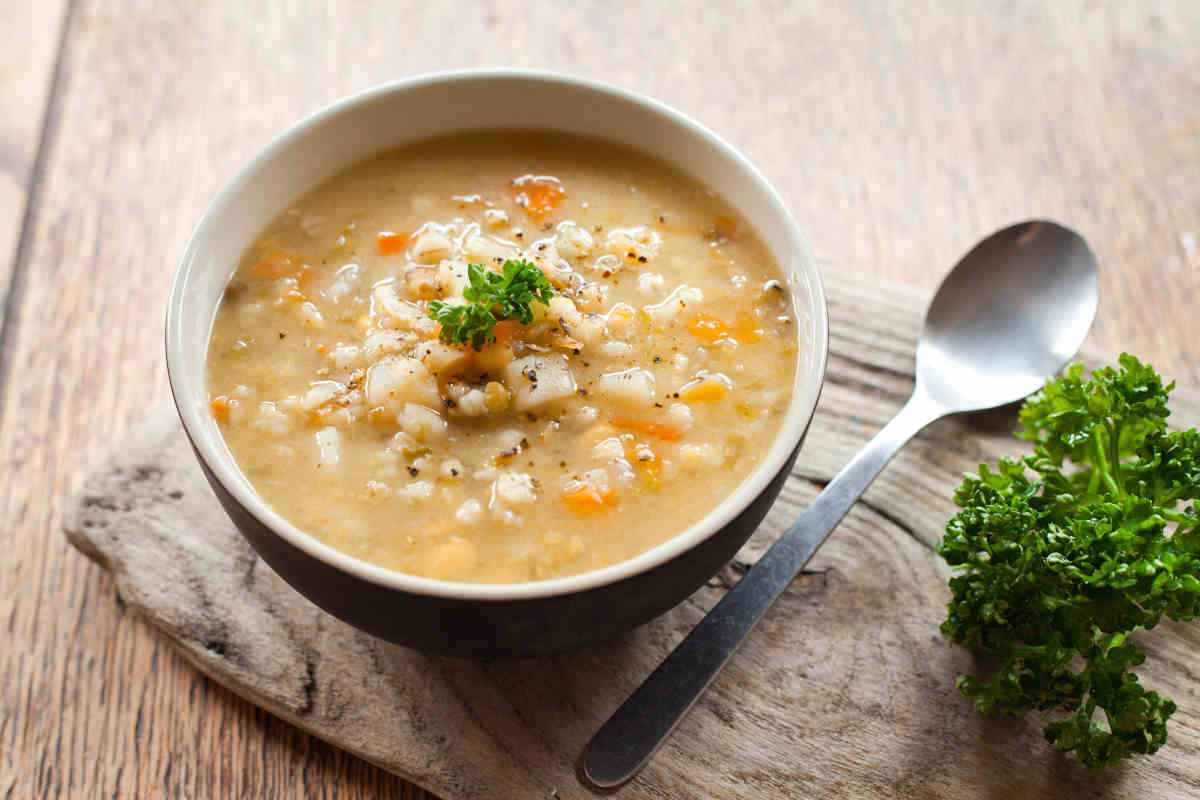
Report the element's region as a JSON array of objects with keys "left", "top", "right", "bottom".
[{"left": 207, "top": 133, "right": 798, "bottom": 582}]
